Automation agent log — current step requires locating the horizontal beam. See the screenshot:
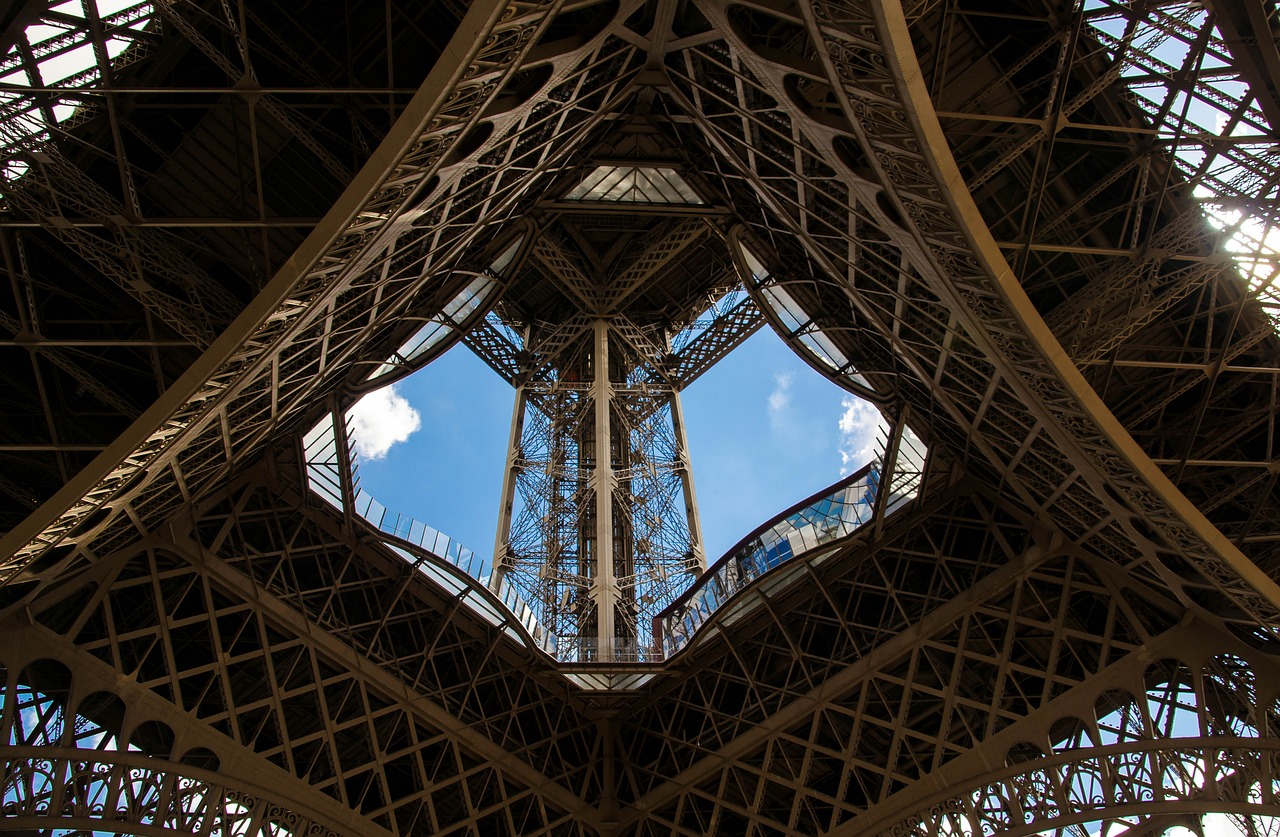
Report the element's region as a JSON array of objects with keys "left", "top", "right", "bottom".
[
  {"left": 1151, "top": 458, "right": 1280, "bottom": 470},
  {"left": 0, "top": 444, "right": 107, "bottom": 451},
  {"left": 936, "top": 110, "right": 1273, "bottom": 142},
  {"left": 995, "top": 241, "right": 1216, "bottom": 261},
  {"left": 540, "top": 201, "right": 730, "bottom": 216},
  {"left": 0, "top": 85, "right": 420, "bottom": 94},
  {"left": 0, "top": 218, "right": 321, "bottom": 228},
  {"left": 1077, "top": 359, "right": 1280, "bottom": 374},
  {"left": 0, "top": 338, "right": 194, "bottom": 347}
]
